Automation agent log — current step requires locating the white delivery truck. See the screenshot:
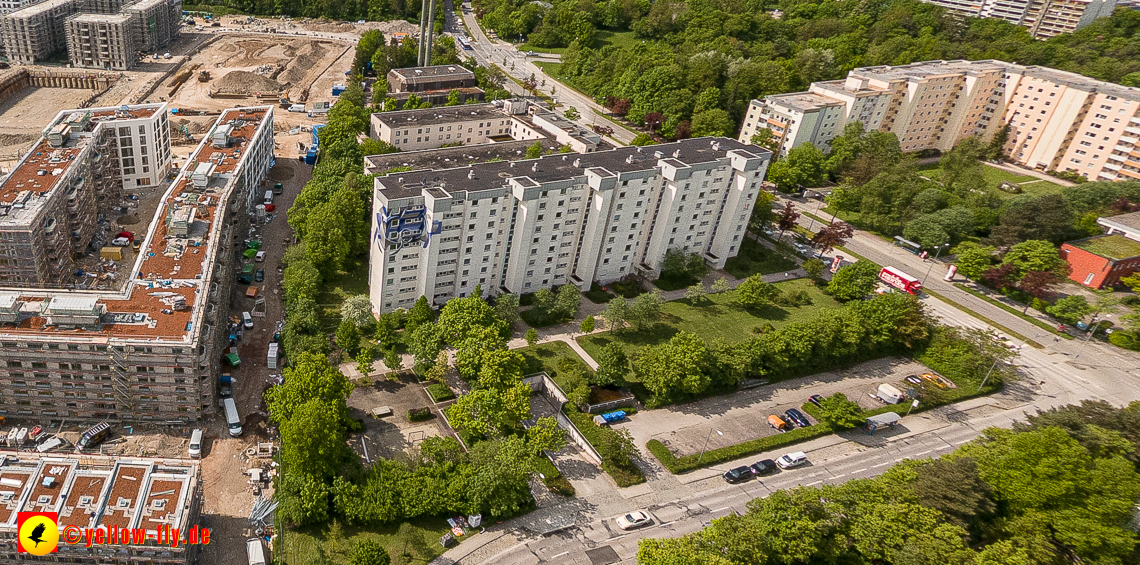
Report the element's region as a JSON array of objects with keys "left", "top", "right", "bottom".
[{"left": 223, "top": 397, "right": 242, "bottom": 436}]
